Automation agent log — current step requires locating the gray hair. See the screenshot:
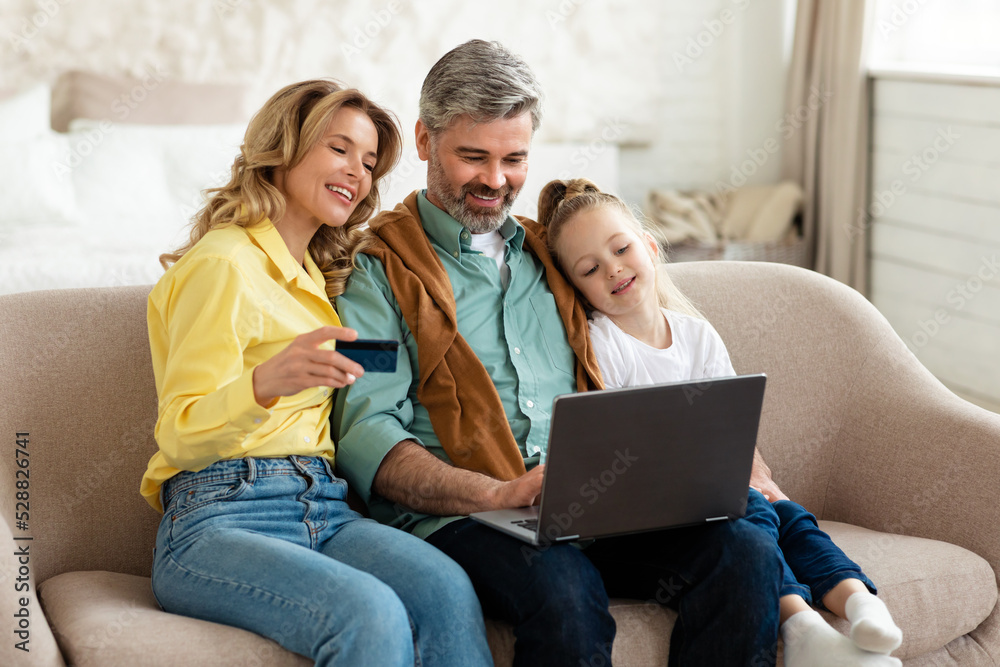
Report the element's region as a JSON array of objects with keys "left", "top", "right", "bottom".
[{"left": 419, "top": 39, "right": 543, "bottom": 135}]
